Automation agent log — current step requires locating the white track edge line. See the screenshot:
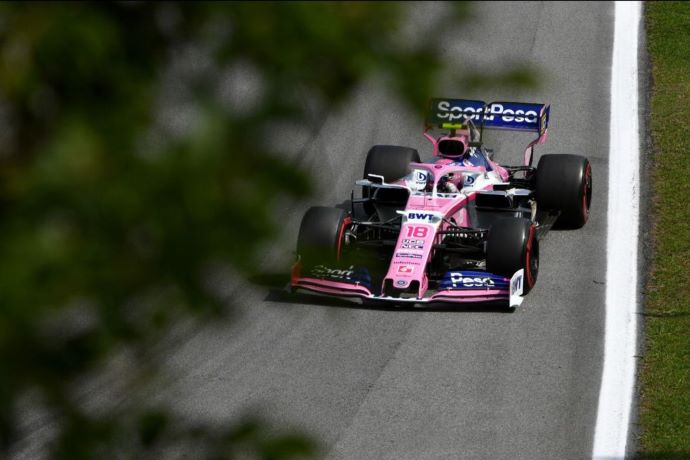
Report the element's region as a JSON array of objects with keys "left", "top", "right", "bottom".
[{"left": 592, "top": 2, "right": 641, "bottom": 459}]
